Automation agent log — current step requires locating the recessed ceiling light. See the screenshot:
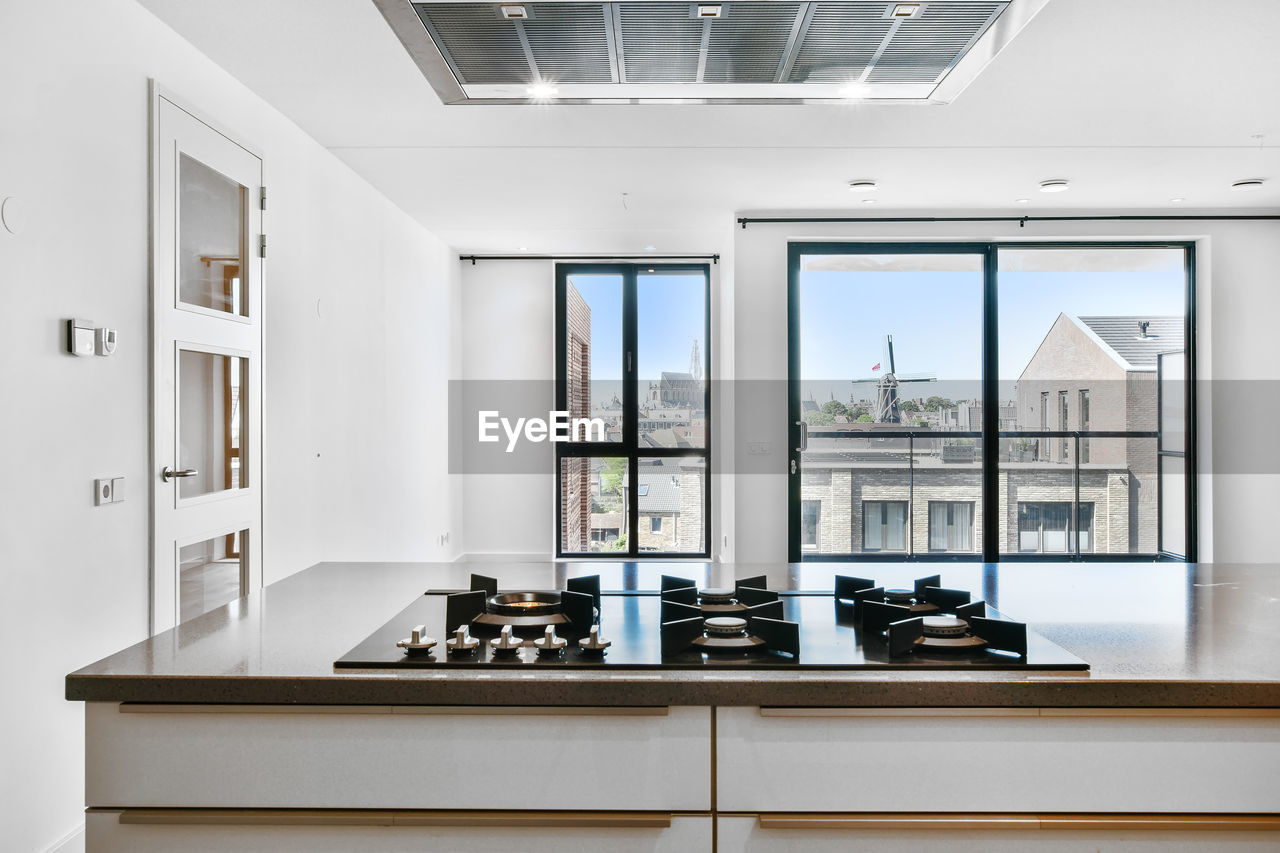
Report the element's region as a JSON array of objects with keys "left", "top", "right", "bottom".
[
  {"left": 1170, "top": 197, "right": 1185, "bottom": 204},
  {"left": 837, "top": 83, "right": 873, "bottom": 99},
  {"left": 848, "top": 180, "right": 878, "bottom": 192},
  {"left": 1014, "top": 198, "right": 1030, "bottom": 204},
  {"left": 1039, "top": 179, "right": 1070, "bottom": 193},
  {"left": 518, "top": 246, "right": 529, "bottom": 252},
  {"left": 861, "top": 198, "right": 877, "bottom": 205},
  {"left": 1231, "top": 179, "right": 1265, "bottom": 191},
  {"left": 499, "top": 5, "right": 527, "bottom": 19},
  {"left": 696, "top": 4, "right": 723, "bottom": 18},
  {"left": 527, "top": 82, "right": 559, "bottom": 98},
  {"left": 643, "top": 245, "right": 657, "bottom": 252},
  {"left": 891, "top": 3, "right": 922, "bottom": 18}
]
